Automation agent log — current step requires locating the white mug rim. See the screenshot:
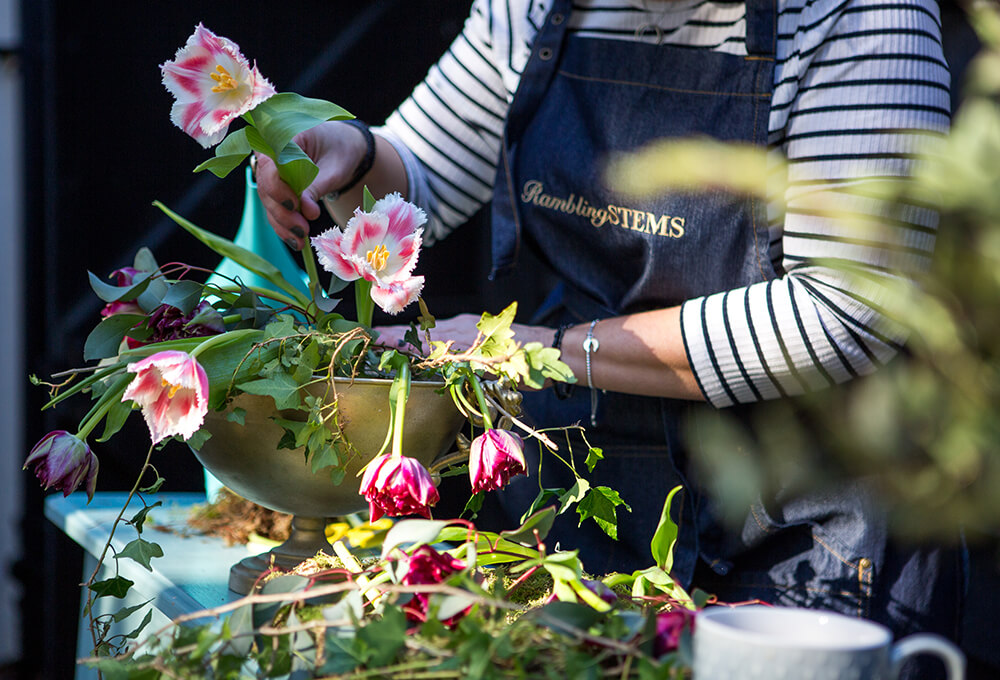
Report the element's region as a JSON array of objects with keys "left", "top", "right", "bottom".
[{"left": 696, "top": 605, "right": 891, "bottom": 652}]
